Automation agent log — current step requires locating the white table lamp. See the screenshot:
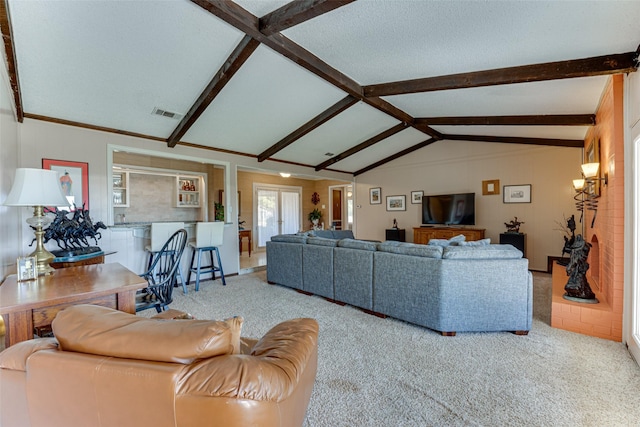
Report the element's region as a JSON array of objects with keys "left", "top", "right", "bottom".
[{"left": 4, "top": 168, "right": 71, "bottom": 275}]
